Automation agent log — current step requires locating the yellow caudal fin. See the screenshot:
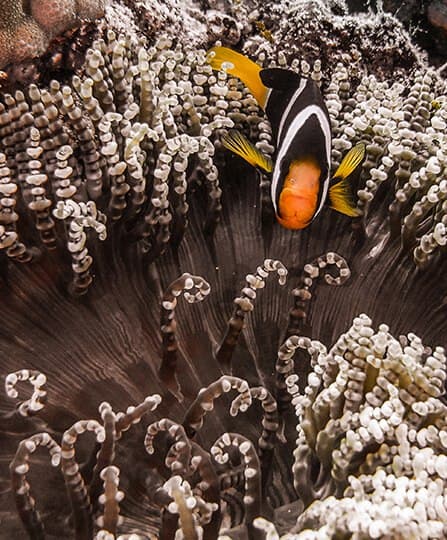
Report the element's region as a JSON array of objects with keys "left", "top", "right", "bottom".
[
  {"left": 222, "top": 130, "right": 273, "bottom": 172},
  {"left": 329, "top": 144, "right": 365, "bottom": 217},
  {"left": 207, "top": 46, "right": 269, "bottom": 109},
  {"left": 333, "top": 143, "right": 366, "bottom": 180}
]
